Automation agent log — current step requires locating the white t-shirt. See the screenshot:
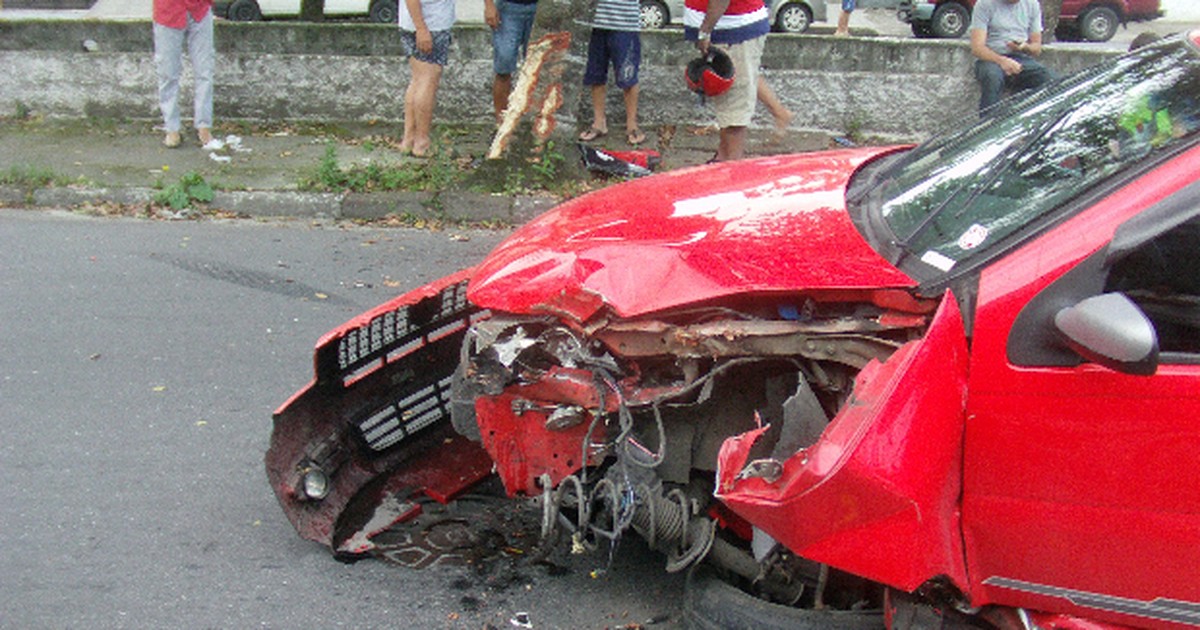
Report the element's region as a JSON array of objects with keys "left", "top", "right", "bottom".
[{"left": 399, "top": 0, "right": 456, "bottom": 31}]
